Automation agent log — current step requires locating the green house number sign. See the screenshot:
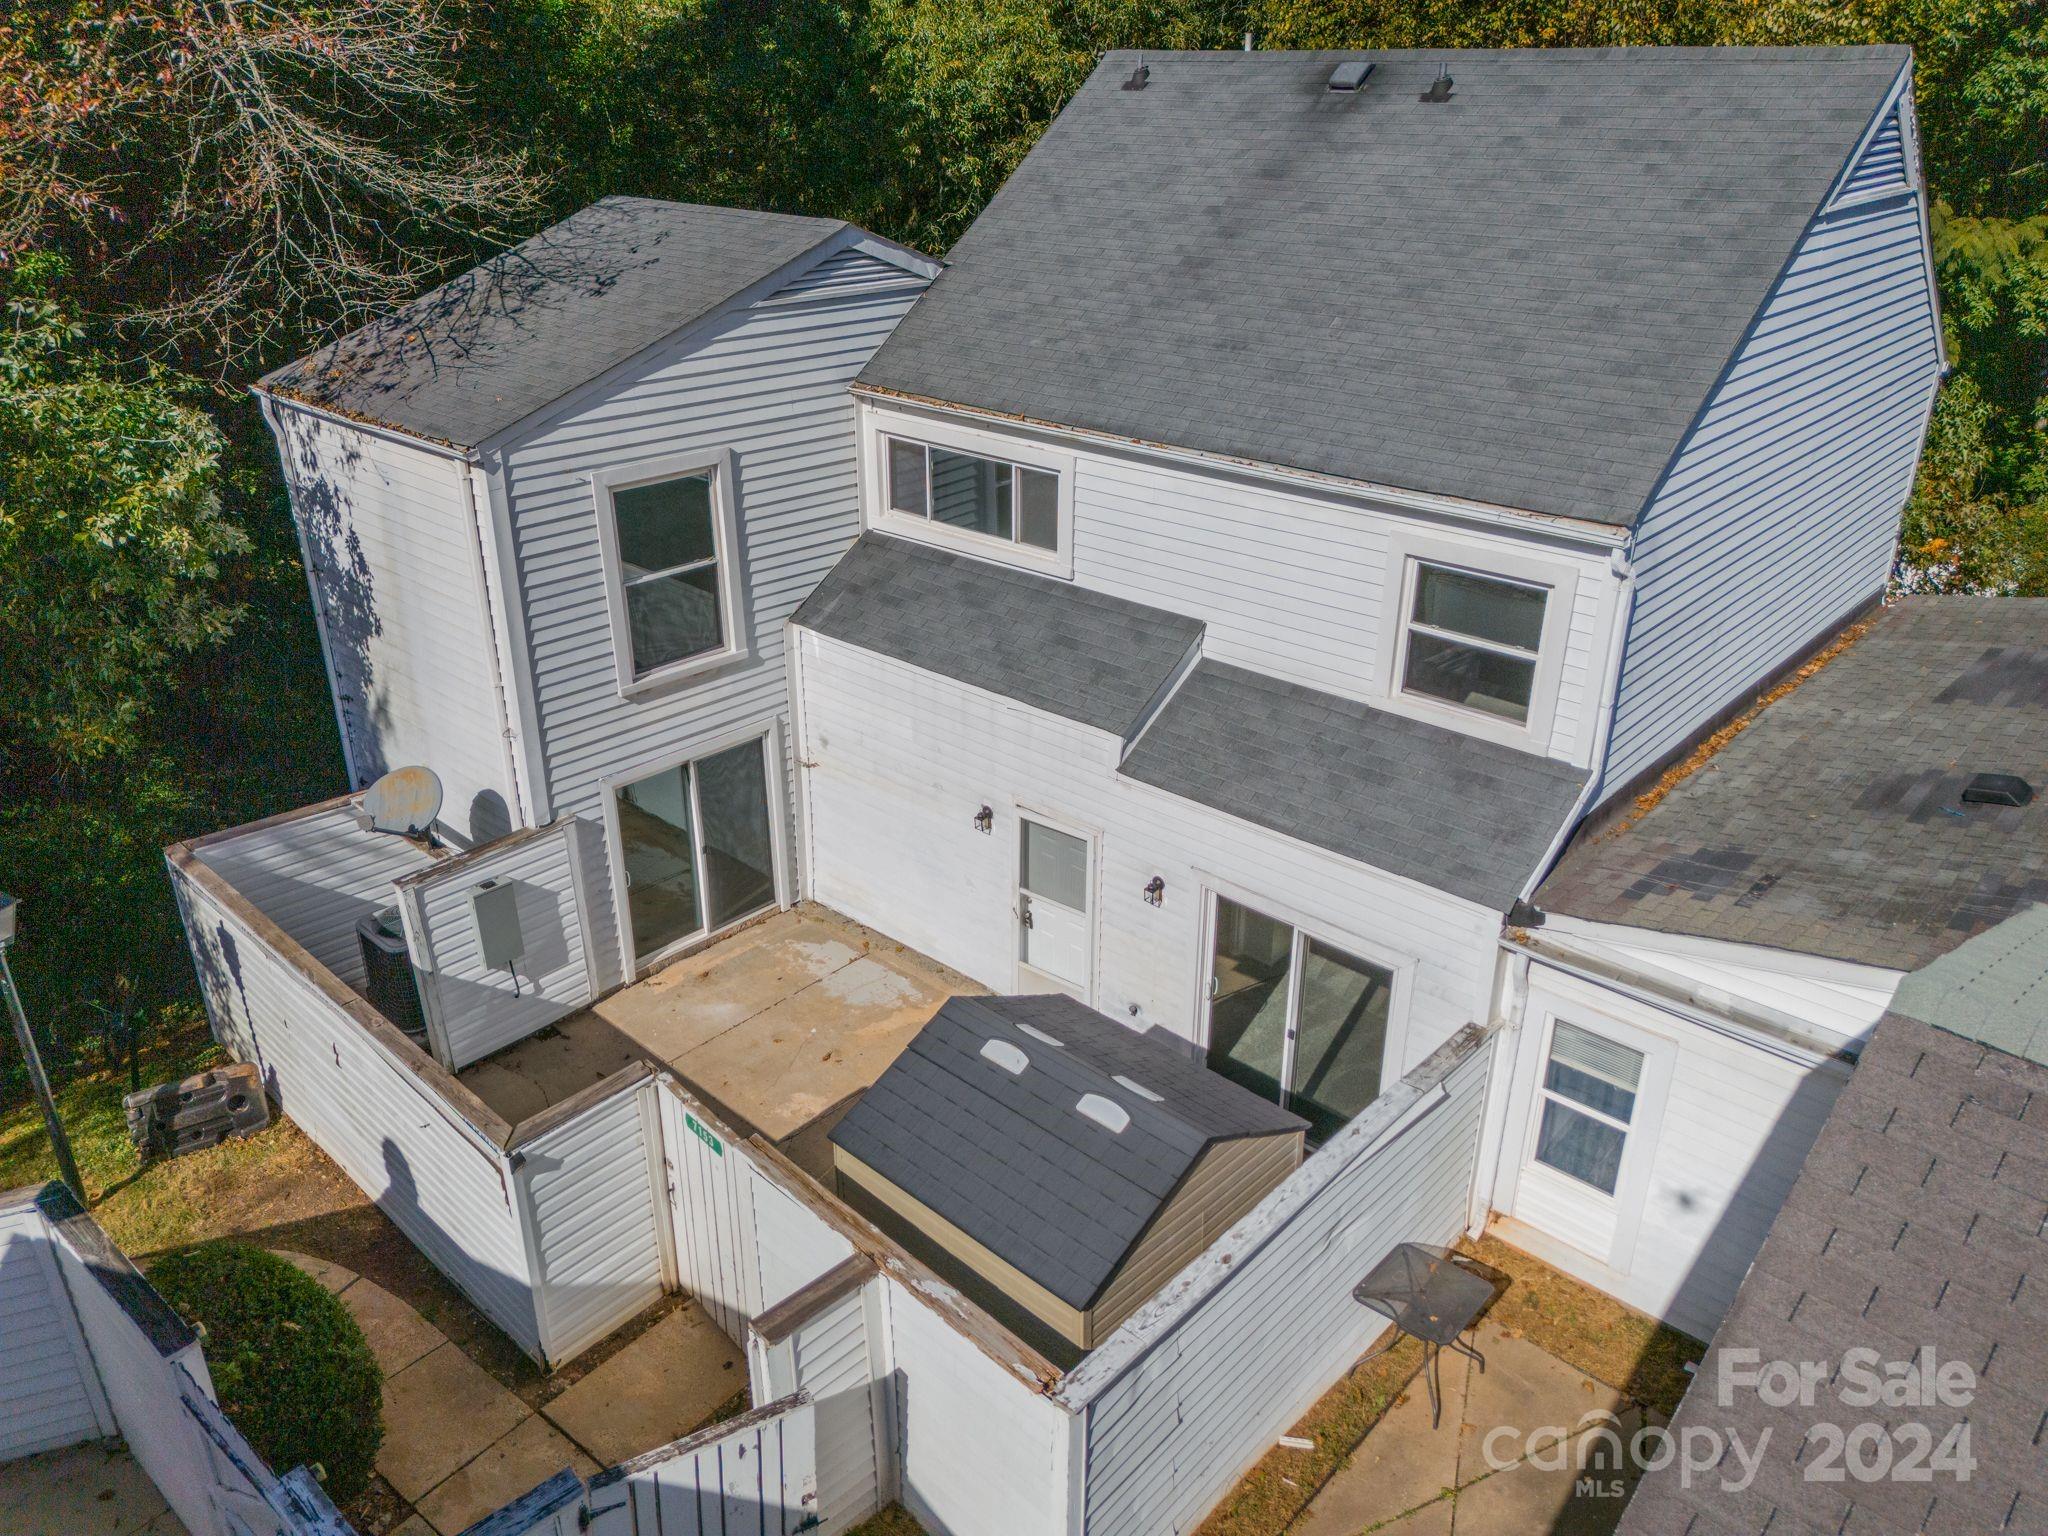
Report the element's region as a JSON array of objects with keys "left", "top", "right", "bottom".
[{"left": 685, "top": 1111, "right": 724, "bottom": 1157}]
